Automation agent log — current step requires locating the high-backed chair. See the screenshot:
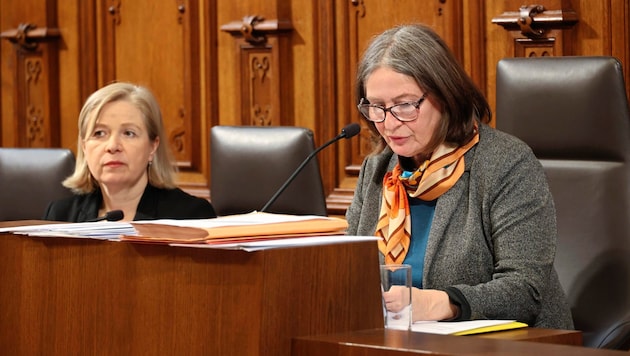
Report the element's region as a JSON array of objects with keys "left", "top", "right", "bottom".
[
  {"left": 0, "top": 148, "right": 76, "bottom": 221},
  {"left": 210, "top": 126, "right": 327, "bottom": 216},
  {"left": 496, "top": 56, "right": 630, "bottom": 350}
]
